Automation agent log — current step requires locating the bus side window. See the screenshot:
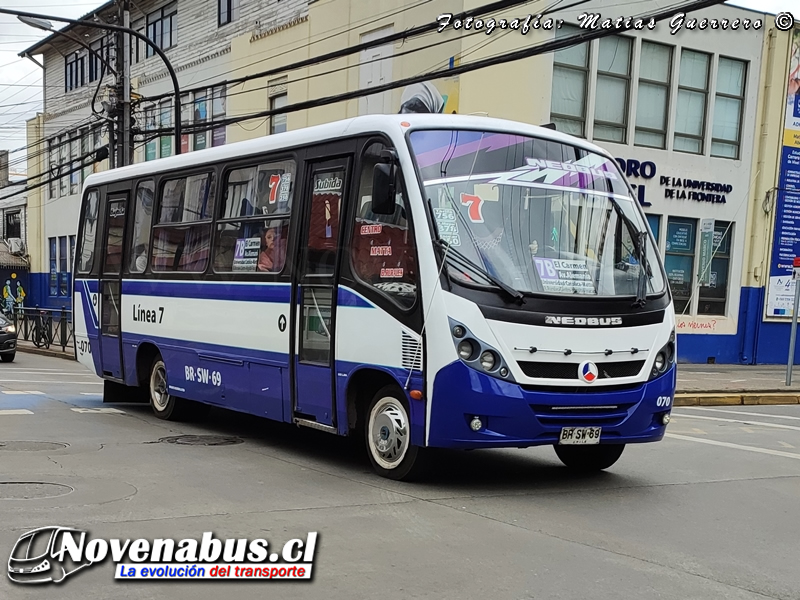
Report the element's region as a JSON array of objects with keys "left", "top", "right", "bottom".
[
  {"left": 151, "top": 172, "right": 215, "bottom": 273},
  {"left": 350, "top": 142, "right": 418, "bottom": 309},
  {"left": 128, "top": 180, "right": 154, "bottom": 273},
  {"left": 76, "top": 189, "right": 100, "bottom": 274},
  {"left": 213, "top": 159, "right": 295, "bottom": 273}
]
